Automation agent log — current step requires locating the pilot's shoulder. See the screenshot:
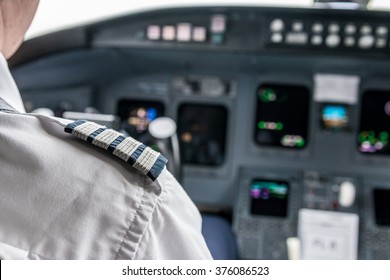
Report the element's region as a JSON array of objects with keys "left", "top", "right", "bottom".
[
  {"left": 2, "top": 112, "right": 168, "bottom": 186},
  {"left": 63, "top": 119, "right": 168, "bottom": 182}
]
